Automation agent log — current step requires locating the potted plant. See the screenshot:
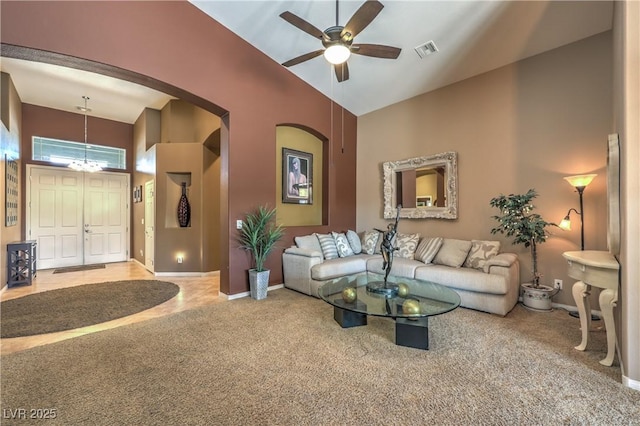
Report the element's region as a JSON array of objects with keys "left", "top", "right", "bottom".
[
  {"left": 489, "top": 189, "right": 558, "bottom": 311},
  {"left": 238, "top": 205, "right": 285, "bottom": 300}
]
